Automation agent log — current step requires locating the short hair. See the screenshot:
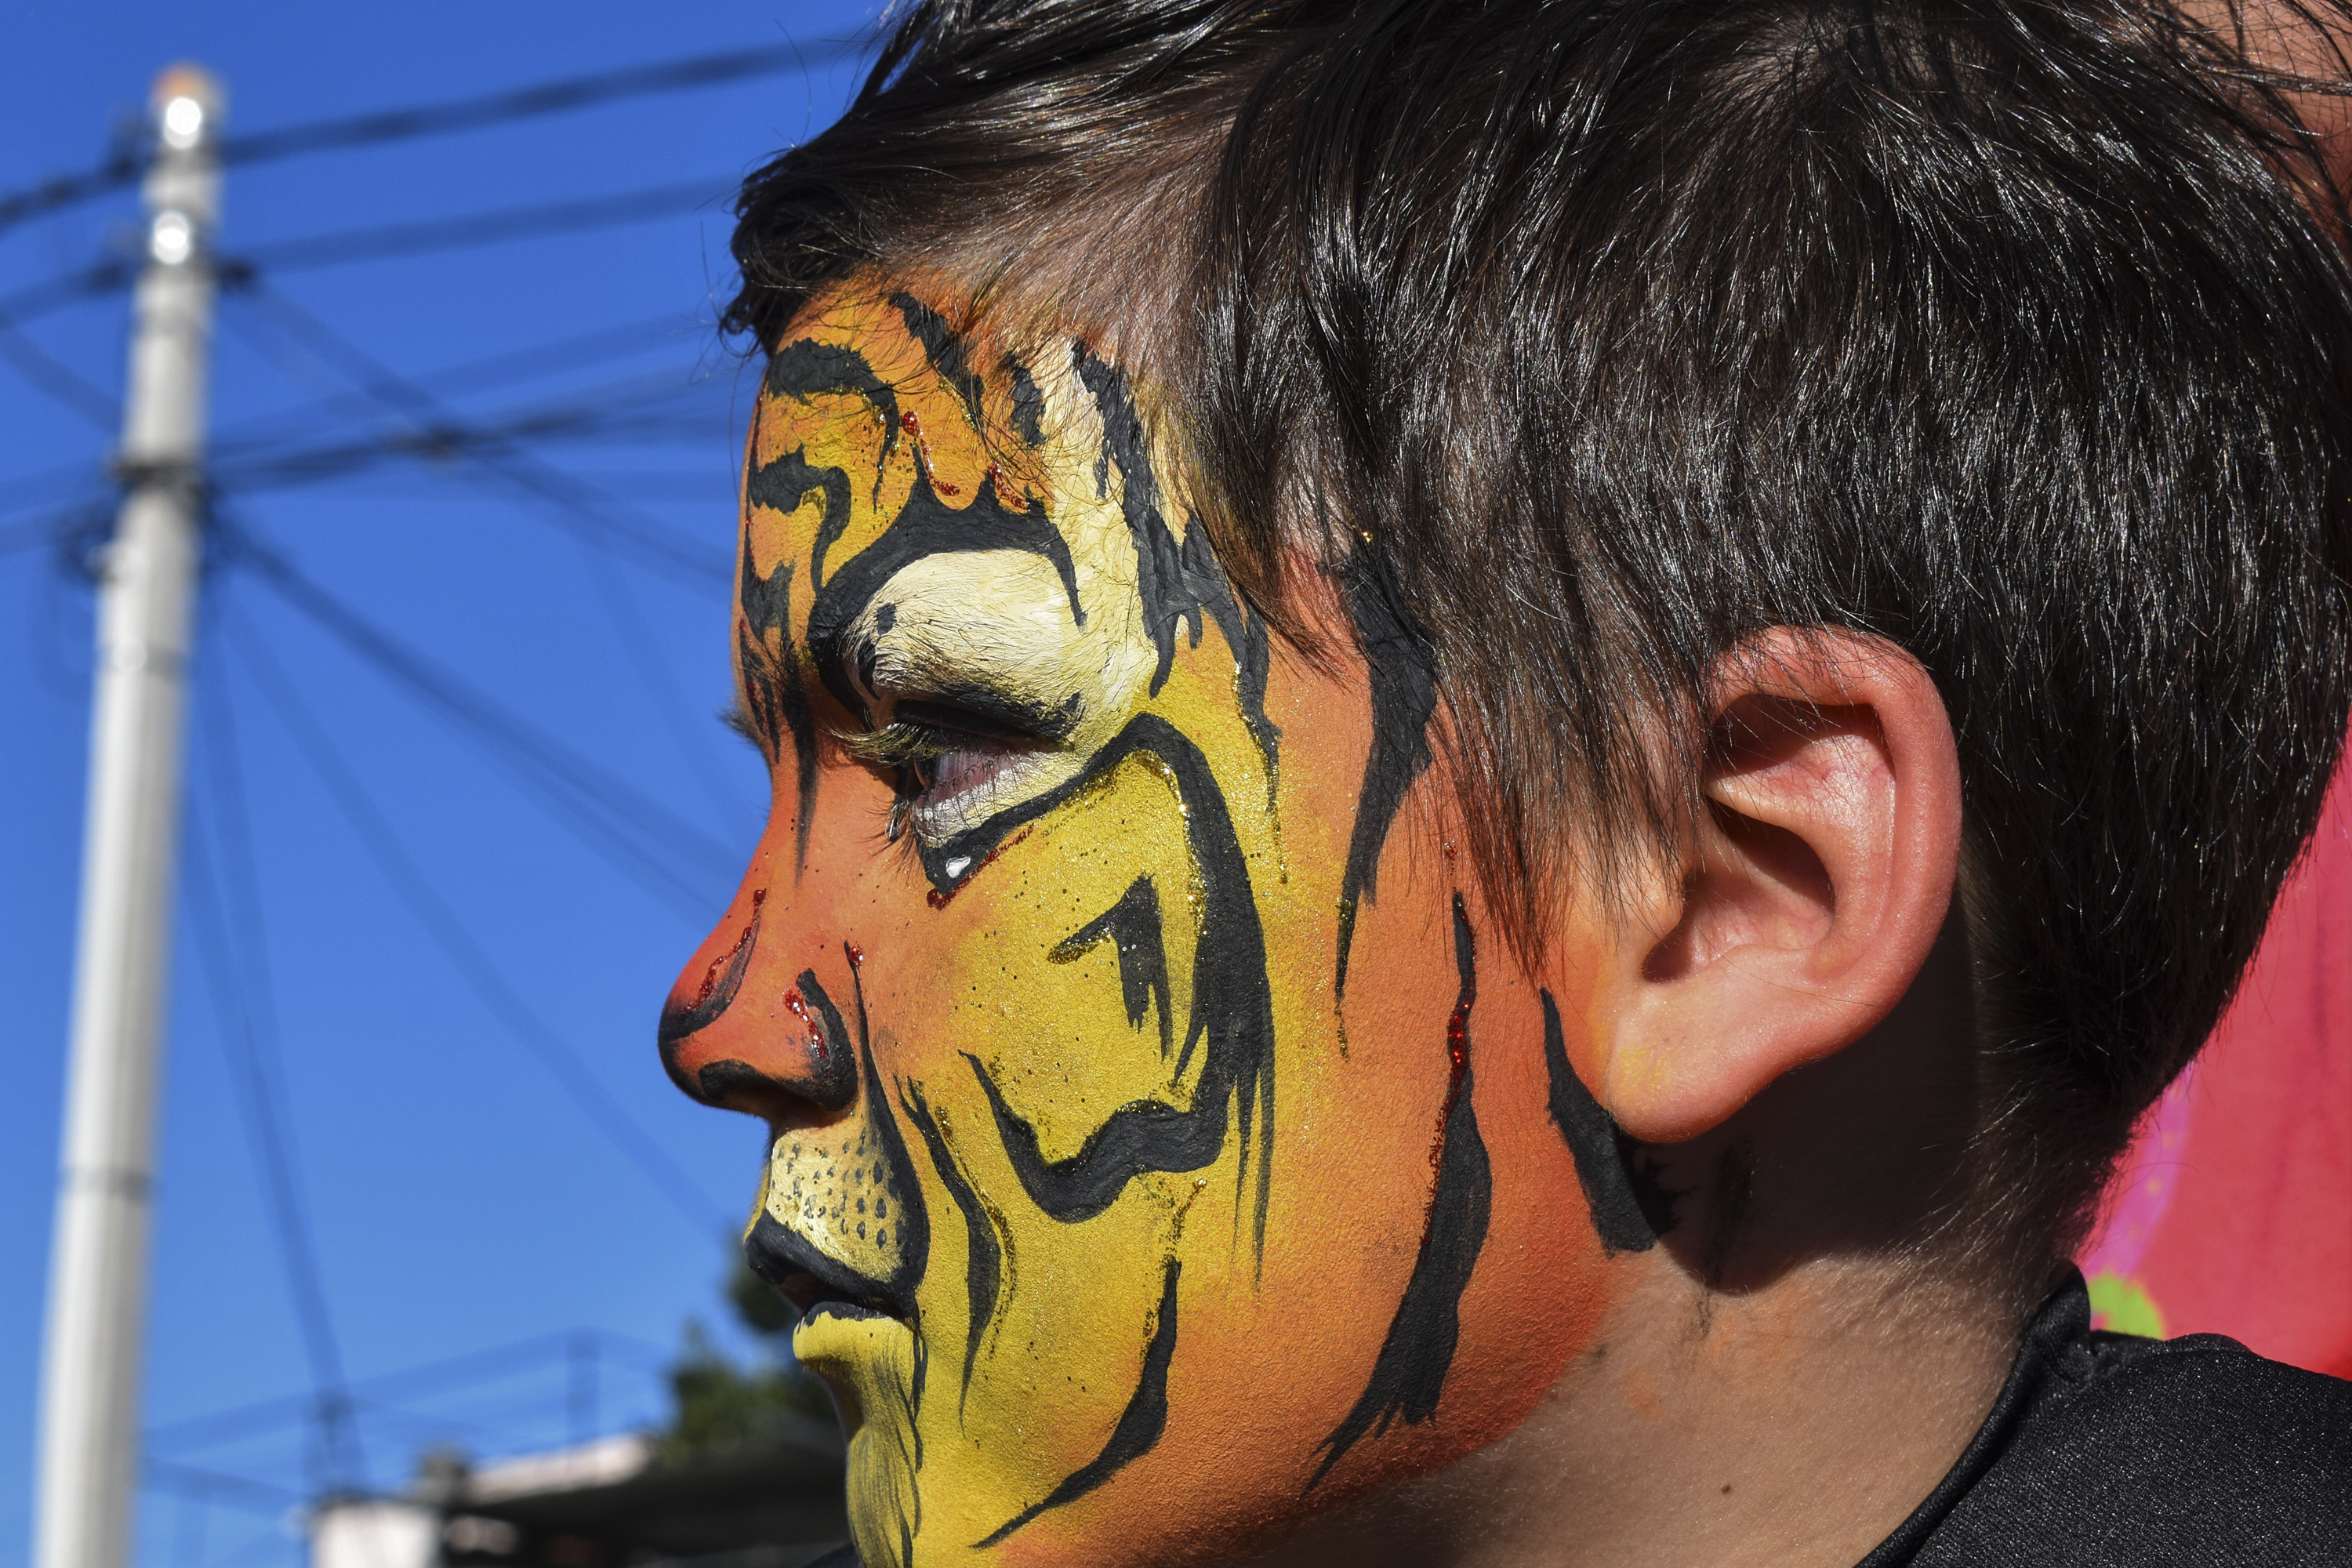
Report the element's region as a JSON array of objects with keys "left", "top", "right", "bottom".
[{"left": 728, "top": 1, "right": 2352, "bottom": 1284}]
